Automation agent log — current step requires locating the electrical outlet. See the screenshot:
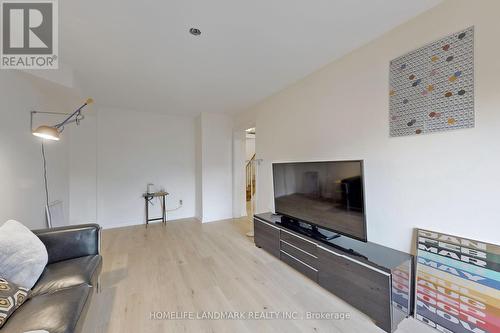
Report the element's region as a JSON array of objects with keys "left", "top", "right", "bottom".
[{"left": 179, "top": 200, "right": 183, "bottom": 206}]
